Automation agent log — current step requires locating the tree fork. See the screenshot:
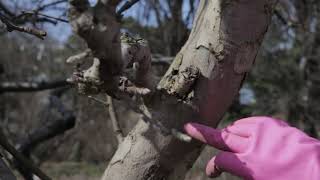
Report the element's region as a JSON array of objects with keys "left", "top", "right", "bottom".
[
  {"left": 67, "top": 0, "right": 277, "bottom": 179},
  {"left": 101, "top": 0, "right": 277, "bottom": 179}
]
